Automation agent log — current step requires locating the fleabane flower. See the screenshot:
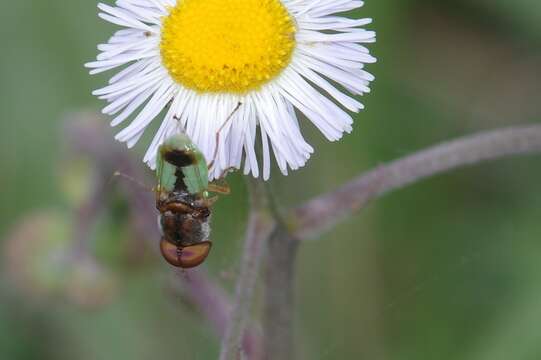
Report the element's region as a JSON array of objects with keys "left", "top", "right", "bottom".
[{"left": 86, "top": 0, "right": 376, "bottom": 180}]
